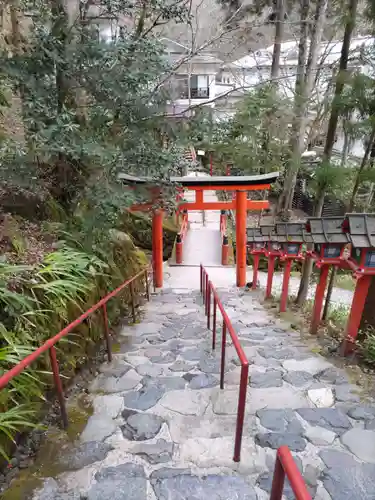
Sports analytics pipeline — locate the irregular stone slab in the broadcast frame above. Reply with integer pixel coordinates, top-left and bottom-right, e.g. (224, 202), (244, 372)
(283, 357), (331, 376)
(89, 369), (142, 393)
(99, 359), (133, 377)
(123, 385), (165, 410)
(181, 348), (205, 362)
(304, 426), (336, 445)
(32, 478), (80, 500)
(308, 388), (334, 408)
(320, 449), (375, 500)
(181, 325), (207, 339)
(348, 405), (375, 421)
(366, 419), (375, 430)
(168, 414), (257, 443)
(152, 376), (186, 392)
(121, 411), (164, 440)
(188, 373), (219, 389)
(144, 347), (163, 358)
(87, 463), (147, 500)
(150, 351), (176, 364)
(93, 395), (124, 419)
(315, 367), (348, 385)
(136, 363), (163, 377)
(151, 469), (257, 499)
(250, 370), (283, 388)
(283, 371), (313, 387)
(256, 409), (303, 434)
(80, 415), (117, 443)
(334, 385), (360, 403)
(132, 439), (173, 464)
(255, 433), (306, 452)
(199, 353), (224, 374)
(341, 428), (375, 463)
(159, 327), (179, 341)
(58, 441), (113, 470)
(159, 390), (209, 416)
(177, 436), (266, 472)
(258, 348), (297, 360)
(249, 387), (309, 412)
(169, 360), (194, 372)
(212, 390), (240, 415)
(257, 472), (312, 500)
(297, 408), (351, 435)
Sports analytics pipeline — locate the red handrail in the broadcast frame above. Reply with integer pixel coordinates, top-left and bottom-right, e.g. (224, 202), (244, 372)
(0, 265), (152, 428)
(176, 212), (189, 264)
(270, 446), (312, 500)
(200, 264), (249, 462)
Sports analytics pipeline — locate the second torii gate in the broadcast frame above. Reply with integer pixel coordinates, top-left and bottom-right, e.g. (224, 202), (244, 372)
(171, 173), (279, 287)
(120, 172), (279, 288)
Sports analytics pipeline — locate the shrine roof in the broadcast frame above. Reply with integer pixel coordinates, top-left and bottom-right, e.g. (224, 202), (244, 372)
(170, 172), (279, 187)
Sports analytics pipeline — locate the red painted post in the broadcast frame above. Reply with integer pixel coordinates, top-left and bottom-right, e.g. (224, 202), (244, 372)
(266, 255), (275, 299)
(220, 321), (227, 389)
(236, 190), (247, 287)
(270, 447), (312, 500)
(212, 296), (217, 350)
(145, 269), (150, 301)
(200, 264), (203, 294)
(310, 264), (330, 335)
(152, 209), (163, 288)
(342, 274), (372, 355)
(205, 273), (209, 314)
(280, 259), (292, 312)
(233, 362), (249, 462)
(222, 236), (229, 265)
(130, 281), (136, 322)
(176, 234), (183, 264)
(49, 346), (68, 428)
(252, 253), (260, 289)
(207, 281), (211, 329)
(102, 303), (112, 362)
(270, 452), (286, 500)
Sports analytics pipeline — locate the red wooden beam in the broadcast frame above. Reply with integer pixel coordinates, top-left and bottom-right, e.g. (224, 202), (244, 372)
(186, 184), (271, 191)
(178, 200), (269, 211)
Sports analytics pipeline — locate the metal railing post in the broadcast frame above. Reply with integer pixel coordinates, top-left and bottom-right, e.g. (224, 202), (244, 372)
(49, 346), (68, 429)
(220, 321), (226, 389)
(102, 303), (112, 362)
(207, 281), (211, 329)
(212, 296), (217, 350)
(130, 281), (136, 323)
(270, 453), (286, 500)
(233, 362), (249, 462)
(205, 273), (209, 315)
(145, 269), (150, 301)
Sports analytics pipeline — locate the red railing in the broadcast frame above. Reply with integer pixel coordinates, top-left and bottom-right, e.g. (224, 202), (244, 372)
(270, 446), (312, 500)
(200, 264), (249, 462)
(176, 212), (189, 264)
(0, 266), (152, 429)
(220, 211), (229, 265)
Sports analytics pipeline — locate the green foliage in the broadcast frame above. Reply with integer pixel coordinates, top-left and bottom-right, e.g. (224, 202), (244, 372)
(203, 85), (293, 176)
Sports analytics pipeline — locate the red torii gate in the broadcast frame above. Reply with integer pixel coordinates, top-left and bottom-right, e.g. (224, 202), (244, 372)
(120, 172), (279, 288)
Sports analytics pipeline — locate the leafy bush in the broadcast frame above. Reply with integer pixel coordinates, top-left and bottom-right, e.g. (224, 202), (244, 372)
(0, 239), (147, 460)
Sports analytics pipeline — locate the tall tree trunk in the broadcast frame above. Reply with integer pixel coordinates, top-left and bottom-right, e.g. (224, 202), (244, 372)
(270, 0), (285, 81)
(348, 129), (375, 211)
(295, 0), (358, 306)
(278, 0), (327, 214)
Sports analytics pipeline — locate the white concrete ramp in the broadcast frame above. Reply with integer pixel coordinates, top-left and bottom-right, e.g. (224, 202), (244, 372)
(182, 227), (222, 266)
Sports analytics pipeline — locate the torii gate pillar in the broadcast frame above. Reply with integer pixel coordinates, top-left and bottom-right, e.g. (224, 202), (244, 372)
(236, 190), (247, 287)
(152, 210), (163, 288)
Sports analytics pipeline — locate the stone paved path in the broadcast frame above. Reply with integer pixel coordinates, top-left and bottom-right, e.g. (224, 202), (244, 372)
(33, 284), (375, 500)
